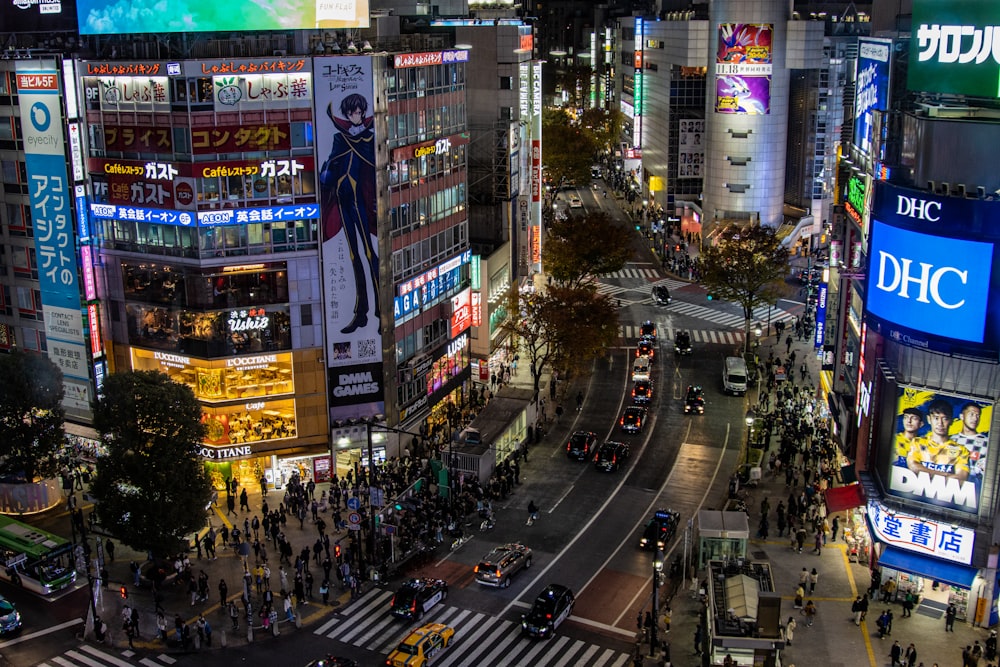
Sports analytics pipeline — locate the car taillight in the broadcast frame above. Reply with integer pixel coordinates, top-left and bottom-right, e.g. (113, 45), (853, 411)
(566, 442), (571, 451)
(474, 565), (480, 573)
(546, 613), (552, 620)
(495, 569), (502, 577)
(411, 601), (417, 612)
(391, 596), (396, 606)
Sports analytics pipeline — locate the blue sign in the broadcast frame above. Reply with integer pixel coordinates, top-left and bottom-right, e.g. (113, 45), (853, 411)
(89, 202), (319, 227)
(867, 182), (1000, 358)
(813, 283), (828, 349)
(854, 37), (892, 156)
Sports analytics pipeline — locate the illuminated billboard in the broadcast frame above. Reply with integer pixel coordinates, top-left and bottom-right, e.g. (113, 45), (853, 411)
(854, 37), (892, 156)
(314, 55), (384, 420)
(909, 0), (1000, 98)
(883, 386), (993, 516)
(1, 0), (78, 31)
(866, 182), (1000, 358)
(77, 0), (369, 34)
(715, 24), (772, 115)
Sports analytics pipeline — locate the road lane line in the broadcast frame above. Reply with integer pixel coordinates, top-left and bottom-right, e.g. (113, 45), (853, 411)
(0, 617), (82, 649)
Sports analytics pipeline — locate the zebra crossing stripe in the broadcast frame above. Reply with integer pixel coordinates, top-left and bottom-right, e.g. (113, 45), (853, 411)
(478, 621), (531, 666)
(437, 619), (517, 667)
(432, 612), (494, 667)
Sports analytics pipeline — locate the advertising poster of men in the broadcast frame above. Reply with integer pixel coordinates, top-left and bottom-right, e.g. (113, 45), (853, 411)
(678, 119), (705, 179)
(314, 56), (384, 419)
(887, 386), (993, 515)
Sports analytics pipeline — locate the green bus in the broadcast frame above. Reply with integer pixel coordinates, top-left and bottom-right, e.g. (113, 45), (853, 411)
(0, 515), (76, 595)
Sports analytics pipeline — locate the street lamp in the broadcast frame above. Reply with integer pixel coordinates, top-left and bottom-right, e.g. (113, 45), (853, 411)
(650, 548), (665, 656)
(744, 408), (756, 466)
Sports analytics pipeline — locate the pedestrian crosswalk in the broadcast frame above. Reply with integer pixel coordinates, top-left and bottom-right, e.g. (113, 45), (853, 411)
(314, 588), (630, 667)
(620, 327), (747, 346)
(600, 267), (663, 280)
(40, 644), (177, 667)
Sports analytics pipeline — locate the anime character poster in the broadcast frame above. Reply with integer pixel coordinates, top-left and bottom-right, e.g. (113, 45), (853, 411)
(715, 75), (771, 115)
(717, 24), (772, 66)
(716, 24), (772, 115)
(314, 55), (384, 419)
(886, 386), (993, 516)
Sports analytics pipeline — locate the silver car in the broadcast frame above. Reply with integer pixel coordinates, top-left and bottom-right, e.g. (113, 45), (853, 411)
(474, 543), (532, 588)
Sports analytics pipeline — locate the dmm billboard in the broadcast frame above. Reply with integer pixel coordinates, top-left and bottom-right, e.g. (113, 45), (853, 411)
(314, 55), (384, 421)
(909, 0), (1000, 98)
(854, 37), (892, 156)
(866, 182), (1000, 358)
(881, 385), (993, 517)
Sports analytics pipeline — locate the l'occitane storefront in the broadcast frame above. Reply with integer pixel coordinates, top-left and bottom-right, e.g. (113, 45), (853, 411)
(131, 347), (329, 489)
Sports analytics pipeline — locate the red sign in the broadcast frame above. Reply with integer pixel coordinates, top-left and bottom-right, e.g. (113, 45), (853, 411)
(531, 140), (541, 202)
(85, 62), (164, 76)
(105, 125), (174, 153)
(191, 123), (292, 154)
(450, 288), (472, 339)
(393, 50), (469, 69)
(88, 304), (103, 358)
(16, 73), (59, 91)
(471, 291), (482, 328)
(198, 59), (308, 74)
(530, 225), (541, 265)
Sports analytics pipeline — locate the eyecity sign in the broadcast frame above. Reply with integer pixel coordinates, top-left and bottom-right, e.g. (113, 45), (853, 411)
(909, 0), (1000, 98)
(866, 182), (1000, 359)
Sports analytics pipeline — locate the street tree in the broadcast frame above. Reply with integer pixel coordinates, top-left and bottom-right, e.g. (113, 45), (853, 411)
(542, 108), (597, 187)
(579, 107), (626, 156)
(92, 370), (212, 557)
(0, 351), (65, 482)
(544, 210), (633, 288)
(699, 224), (791, 353)
(499, 284), (620, 399)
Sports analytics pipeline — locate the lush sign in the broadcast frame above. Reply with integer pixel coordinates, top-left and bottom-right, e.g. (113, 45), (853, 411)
(909, 0), (1000, 98)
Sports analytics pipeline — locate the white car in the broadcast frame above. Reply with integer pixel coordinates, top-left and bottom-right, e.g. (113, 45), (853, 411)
(568, 196), (583, 209)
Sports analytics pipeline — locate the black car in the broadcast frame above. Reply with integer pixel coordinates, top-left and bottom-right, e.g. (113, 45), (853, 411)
(636, 338), (656, 361)
(595, 441), (630, 472)
(620, 406), (647, 433)
(390, 578), (448, 620)
(639, 509), (680, 550)
(652, 285), (671, 305)
(674, 330), (692, 355)
(0, 597), (20, 636)
(684, 385), (705, 414)
(521, 584), (575, 638)
(631, 379), (653, 405)
(639, 320), (657, 343)
(566, 431), (598, 460)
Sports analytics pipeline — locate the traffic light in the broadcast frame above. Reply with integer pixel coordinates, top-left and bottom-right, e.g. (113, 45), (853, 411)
(120, 585), (128, 599)
(334, 544), (342, 560)
(706, 292), (714, 301)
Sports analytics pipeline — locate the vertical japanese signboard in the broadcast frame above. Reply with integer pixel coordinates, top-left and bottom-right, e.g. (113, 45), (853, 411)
(854, 37), (893, 157)
(16, 61), (90, 415)
(314, 55), (384, 421)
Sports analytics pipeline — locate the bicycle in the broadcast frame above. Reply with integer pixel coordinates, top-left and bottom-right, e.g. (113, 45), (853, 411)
(450, 533), (472, 551)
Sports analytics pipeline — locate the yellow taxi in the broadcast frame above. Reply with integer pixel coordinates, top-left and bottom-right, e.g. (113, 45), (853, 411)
(385, 623), (455, 666)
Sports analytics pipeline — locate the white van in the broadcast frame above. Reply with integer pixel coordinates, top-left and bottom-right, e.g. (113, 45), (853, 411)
(722, 356), (748, 395)
(632, 355), (652, 381)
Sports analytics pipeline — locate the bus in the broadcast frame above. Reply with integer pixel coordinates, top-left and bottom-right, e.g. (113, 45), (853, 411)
(0, 515), (76, 595)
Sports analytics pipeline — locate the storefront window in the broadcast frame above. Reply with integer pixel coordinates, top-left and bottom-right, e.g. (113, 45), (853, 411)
(123, 261), (289, 309)
(426, 340), (469, 395)
(131, 349), (294, 403)
(126, 303), (291, 357)
(202, 398), (296, 447)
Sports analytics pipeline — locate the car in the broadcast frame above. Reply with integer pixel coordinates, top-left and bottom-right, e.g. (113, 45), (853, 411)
(390, 578), (448, 620)
(631, 379), (653, 405)
(674, 330), (692, 355)
(684, 385), (705, 414)
(385, 623), (455, 667)
(305, 658), (358, 667)
(566, 430), (598, 460)
(521, 584), (575, 638)
(595, 441), (630, 472)
(636, 338), (656, 361)
(620, 406), (647, 433)
(568, 196), (583, 208)
(0, 597), (20, 636)
(639, 320), (657, 343)
(652, 285), (671, 305)
(474, 543), (532, 588)
(639, 509), (680, 550)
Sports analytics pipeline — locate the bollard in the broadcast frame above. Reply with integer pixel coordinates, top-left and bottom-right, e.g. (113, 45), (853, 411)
(295, 611), (302, 629)
(247, 625), (253, 643)
(194, 633), (201, 650)
(220, 629), (227, 648)
(272, 620), (279, 637)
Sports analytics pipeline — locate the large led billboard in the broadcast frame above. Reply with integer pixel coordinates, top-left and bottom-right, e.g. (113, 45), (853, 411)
(883, 386), (993, 516)
(909, 0), (1000, 98)
(1, 0), (78, 31)
(865, 182), (1000, 358)
(854, 37), (892, 156)
(314, 55), (384, 421)
(715, 23), (772, 115)
(77, 0), (369, 34)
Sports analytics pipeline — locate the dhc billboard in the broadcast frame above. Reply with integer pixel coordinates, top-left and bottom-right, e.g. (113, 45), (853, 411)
(866, 182), (1000, 358)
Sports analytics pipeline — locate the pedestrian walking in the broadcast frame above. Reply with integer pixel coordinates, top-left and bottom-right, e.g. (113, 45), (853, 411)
(809, 568), (818, 594)
(694, 624), (702, 655)
(902, 590), (915, 617)
(831, 516), (840, 541)
(890, 640), (903, 666)
(783, 617), (796, 646)
(852, 596), (864, 626)
(123, 618), (135, 649)
(785, 335), (793, 354)
(229, 601), (239, 632)
(240, 488), (249, 512)
(320, 578), (330, 605)
(905, 643), (918, 667)
(218, 578), (228, 607)
(105, 538), (115, 562)
(576, 391), (584, 411)
(803, 600), (817, 626)
(945, 603), (957, 631)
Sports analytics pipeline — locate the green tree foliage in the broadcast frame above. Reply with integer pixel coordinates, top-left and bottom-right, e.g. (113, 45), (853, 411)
(543, 210), (633, 288)
(92, 370), (211, 557)
(542, 108), (596, 187)
(499, 285), (620, 398)
(0, 352), (65, 482)
(699, 225), (791, 351)
(579, 108), (625, 155)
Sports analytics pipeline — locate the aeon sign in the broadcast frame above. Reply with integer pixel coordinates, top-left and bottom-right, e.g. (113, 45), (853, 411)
(868, 222), (992, 341)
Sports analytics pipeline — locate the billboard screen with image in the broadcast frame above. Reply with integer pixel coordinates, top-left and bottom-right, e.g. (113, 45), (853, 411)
(854, 37), (892, 156)
(865, 182), (1000, 359)
(882, 385), (993, 517)
(909, 0), (1000, 98)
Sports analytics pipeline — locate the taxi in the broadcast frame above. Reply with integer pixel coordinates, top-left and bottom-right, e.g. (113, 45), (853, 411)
(385, 623), (455, 666)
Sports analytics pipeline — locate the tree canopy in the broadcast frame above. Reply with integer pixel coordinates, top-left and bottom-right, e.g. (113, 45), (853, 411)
(542, 108), (597, 187)
(0, 352), (65, 482)
(699, 225), (791, 350)
(92, 370), (212, 557)
(543, 210), (633, 288)
(579, 108), (626, 156)
(499, 284), (620, 398)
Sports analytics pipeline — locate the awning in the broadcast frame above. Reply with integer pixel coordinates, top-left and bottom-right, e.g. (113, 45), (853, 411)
(878, 546), (979, 589)
(824, 484), (865, 513)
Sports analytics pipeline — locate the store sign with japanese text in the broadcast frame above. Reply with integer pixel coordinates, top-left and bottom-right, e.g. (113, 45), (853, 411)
(210, 72), (312, 112)
(191, 123), (293, 154)
(103, 125), (174, 153)
(908, 0), (1000, 98)
(450, 287), (472, 338)
(393, 251), (469, 323)
(391, 133), (468, 162)
(92, 76), (170, 112)
(89, 201), (318, 227)
(854, 37), (893, 156)
(393, 49), (469, 69)
(867, 500), (975, 564)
